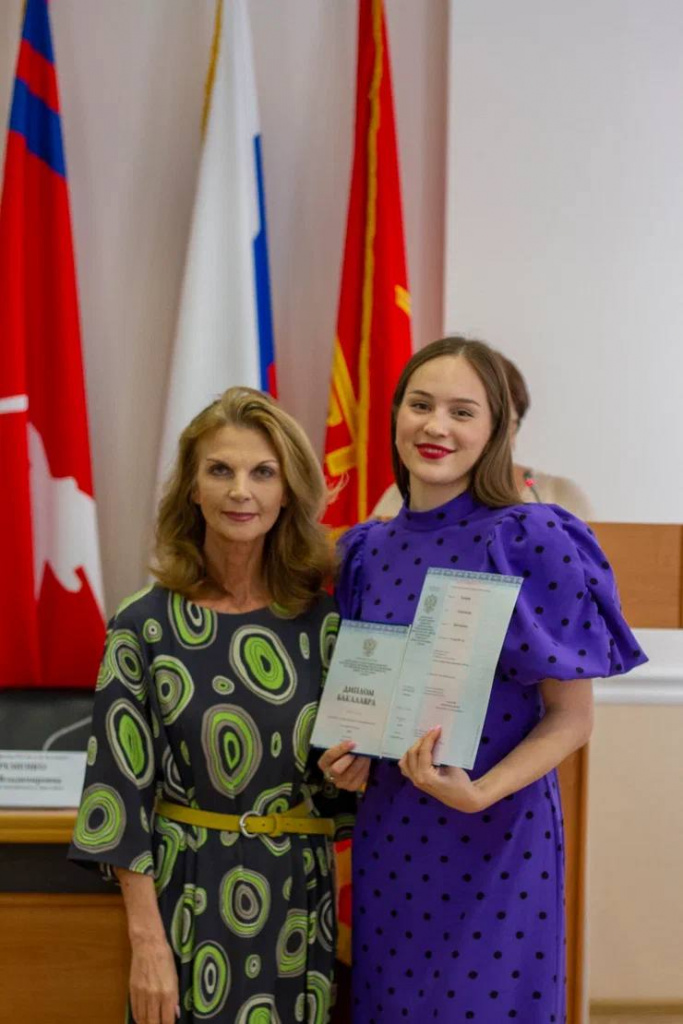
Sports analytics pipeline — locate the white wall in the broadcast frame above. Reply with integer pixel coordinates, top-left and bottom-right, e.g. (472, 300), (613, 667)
(445, 0), (683, 523)
(0, 0), (448, 612)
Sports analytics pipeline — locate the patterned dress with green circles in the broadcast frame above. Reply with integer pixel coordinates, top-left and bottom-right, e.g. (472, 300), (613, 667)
(69, 586), (353, 1023)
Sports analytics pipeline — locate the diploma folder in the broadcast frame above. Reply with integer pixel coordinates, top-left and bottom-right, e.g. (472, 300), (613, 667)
(311, 568), (522, 770)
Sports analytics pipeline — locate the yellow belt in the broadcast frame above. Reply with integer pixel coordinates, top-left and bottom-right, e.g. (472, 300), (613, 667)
(155, 799), (334, 838)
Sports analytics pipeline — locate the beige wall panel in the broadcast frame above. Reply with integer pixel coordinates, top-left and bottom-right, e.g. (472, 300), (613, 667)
(588, 705), (683, 1001)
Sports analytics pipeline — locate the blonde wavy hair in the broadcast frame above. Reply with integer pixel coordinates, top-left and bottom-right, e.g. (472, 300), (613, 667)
(391, 336), (520, 508)
(152, 388), (335, 615)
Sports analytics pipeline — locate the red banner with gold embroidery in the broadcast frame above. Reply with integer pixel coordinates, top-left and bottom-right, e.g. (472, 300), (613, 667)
(323, 0), (413, 531)
(324, 0), (413, 970)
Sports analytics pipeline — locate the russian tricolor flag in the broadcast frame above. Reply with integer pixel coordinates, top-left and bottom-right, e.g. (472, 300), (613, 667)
(0, 0), (105, 688)
(156, 0), (277, 485)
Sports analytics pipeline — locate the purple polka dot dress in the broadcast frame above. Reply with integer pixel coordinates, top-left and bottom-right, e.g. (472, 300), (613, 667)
(336, 491), (646, 1024)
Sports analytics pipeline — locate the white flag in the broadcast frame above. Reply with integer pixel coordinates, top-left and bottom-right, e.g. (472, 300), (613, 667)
(157, 0), (276, 485)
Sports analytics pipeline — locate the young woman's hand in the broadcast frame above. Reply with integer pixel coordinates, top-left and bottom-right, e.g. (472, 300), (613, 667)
(318, 740), (371, 791)
(398, 726), (486, 814)
(129, 935), (179, 1024)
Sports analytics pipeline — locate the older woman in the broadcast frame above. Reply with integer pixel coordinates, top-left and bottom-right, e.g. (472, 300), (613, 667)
(69, 388), (353, 1024)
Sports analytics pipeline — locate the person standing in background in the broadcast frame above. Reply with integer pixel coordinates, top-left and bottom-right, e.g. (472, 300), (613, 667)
(372, 348), (593, 520)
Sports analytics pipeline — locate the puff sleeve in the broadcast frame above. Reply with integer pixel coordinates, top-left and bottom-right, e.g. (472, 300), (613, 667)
(486, 504), (647, 685)
(335, 520), (375, 620)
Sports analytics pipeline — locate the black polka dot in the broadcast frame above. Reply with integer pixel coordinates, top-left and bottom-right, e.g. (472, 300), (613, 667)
(548, 655), (557, 664)
(535, 545), (544, 554)
(450, 554), (459, 563)
(535, 606), (544, 614)
(414, 557), (422, 565)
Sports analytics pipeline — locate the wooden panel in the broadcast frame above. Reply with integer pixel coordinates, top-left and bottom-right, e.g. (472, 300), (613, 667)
(558, 746), (589, 1024)
(0, 893), (129, 1023)
(591, 523), (683, 628)
(0, 808), (76, 843)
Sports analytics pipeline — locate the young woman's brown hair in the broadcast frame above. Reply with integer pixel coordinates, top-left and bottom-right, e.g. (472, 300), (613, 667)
(152, 387), (335, 615)
(498, 353), (530, 424)
(390, 336), (520, 507)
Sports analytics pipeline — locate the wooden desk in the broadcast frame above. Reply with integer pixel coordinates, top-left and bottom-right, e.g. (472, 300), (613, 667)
(0, 810), (129, 1024)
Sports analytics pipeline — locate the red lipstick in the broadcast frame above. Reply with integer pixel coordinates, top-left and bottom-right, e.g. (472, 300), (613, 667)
(415, 444), (454, 460)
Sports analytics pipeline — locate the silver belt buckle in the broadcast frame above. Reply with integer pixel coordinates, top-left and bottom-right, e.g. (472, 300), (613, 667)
(238, 810), (260, 838)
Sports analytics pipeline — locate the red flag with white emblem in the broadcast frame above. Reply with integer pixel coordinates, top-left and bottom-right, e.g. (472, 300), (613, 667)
(0, 0), (104, 688)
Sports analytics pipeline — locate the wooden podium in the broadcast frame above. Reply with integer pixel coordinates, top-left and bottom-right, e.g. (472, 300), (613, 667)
(0, 522), (671, 1024)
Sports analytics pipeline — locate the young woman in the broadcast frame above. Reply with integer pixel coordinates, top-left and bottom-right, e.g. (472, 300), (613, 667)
(70, 388), (353, 1024)
(320, 337), (644, 1023)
